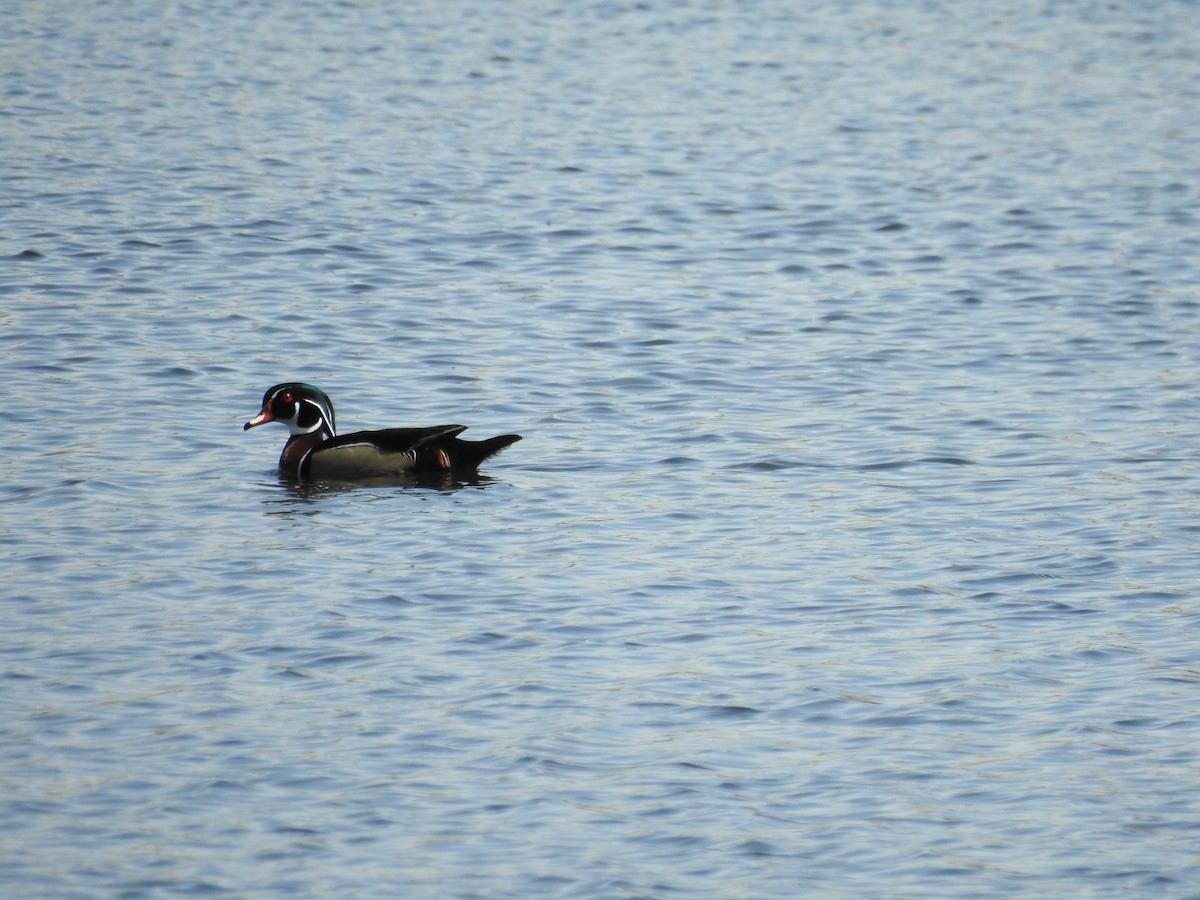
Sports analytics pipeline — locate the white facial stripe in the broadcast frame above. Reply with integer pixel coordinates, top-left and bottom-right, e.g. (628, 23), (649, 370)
(300, 399), (334, 433)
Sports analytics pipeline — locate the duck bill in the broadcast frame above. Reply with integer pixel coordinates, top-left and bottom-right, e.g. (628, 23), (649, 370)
(243, 409), (273, 430)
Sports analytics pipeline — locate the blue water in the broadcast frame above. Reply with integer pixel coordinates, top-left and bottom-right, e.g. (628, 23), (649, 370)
(4, 1), (1200, 896)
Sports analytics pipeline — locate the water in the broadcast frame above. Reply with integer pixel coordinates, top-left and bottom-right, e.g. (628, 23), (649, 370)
(4, 0), (1200, 896)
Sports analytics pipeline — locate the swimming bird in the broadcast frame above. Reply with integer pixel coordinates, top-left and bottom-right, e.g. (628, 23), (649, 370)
(244, 382), (521, 480)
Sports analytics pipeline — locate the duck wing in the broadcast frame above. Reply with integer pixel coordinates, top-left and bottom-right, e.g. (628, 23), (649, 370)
(301, 426), (468, 479)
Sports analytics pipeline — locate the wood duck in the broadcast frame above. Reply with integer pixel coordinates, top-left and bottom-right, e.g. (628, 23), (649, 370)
(244, 382), (521, 480)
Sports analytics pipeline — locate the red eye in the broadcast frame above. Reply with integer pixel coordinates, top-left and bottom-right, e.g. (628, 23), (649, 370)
(281, 392), (294, 404)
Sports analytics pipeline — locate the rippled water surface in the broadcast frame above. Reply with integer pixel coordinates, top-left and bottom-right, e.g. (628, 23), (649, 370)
(4, 1), (1200, 896)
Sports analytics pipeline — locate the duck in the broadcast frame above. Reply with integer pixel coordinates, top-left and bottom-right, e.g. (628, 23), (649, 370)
(244, 382), (521, 480)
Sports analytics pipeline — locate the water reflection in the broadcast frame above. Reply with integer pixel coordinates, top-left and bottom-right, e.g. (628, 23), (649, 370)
(267, 469), (504, 503)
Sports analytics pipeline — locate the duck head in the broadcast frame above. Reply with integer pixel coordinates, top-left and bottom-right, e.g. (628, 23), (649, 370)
(244, 383), (337, 437)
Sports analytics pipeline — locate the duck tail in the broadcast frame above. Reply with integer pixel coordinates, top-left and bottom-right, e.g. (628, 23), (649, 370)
(456, 434), (522, 468)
